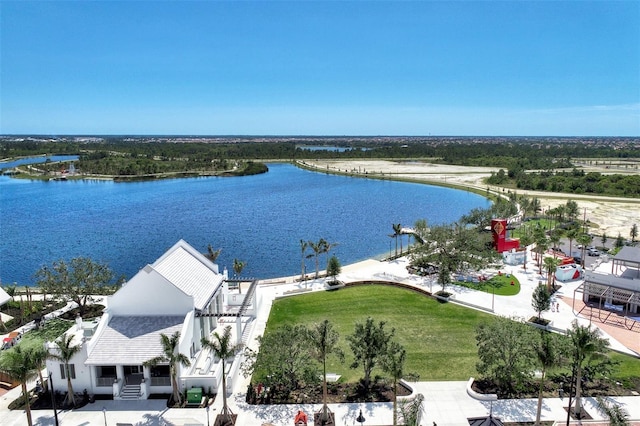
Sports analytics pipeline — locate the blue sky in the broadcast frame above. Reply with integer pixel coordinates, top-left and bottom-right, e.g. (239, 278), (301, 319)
(1, 1), (639, 136)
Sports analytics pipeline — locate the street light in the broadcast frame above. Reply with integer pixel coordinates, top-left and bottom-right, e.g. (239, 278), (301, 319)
(206, 405), (210, 426)
(102, 406), (107, 426)
(356, 408), (366, 426)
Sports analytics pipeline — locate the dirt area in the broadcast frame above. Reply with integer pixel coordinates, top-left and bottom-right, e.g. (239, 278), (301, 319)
(302, 159), (640, 238)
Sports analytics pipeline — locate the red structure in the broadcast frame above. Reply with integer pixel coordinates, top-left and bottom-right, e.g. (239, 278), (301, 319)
(491, 219), (520, 253)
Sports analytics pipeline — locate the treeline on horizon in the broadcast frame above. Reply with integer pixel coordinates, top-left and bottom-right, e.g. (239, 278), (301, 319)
(2, 137), (639, 171)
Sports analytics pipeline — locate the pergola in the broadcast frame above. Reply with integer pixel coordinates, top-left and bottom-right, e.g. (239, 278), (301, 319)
(611, 246), (640, 277)
(574, 258), (640, 330)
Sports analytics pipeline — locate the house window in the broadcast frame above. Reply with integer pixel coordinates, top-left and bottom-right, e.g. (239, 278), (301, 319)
(60, 364), (76, 379)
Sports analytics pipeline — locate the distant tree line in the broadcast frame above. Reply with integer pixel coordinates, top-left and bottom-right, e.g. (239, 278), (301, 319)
(488, 168), (640, 197)
(2, 138), (639, 171)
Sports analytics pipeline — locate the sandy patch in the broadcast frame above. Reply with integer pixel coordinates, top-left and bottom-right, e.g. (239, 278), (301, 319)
(301, 159), (640, 239)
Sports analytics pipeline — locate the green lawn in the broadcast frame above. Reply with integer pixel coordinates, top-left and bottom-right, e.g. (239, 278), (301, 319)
(266, 284), (640, 388)
(454, 273), (521, 296)
(267, 284), (493, 381)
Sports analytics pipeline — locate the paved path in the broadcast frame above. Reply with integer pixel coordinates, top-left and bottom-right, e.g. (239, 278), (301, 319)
(1, 251), (639, 425)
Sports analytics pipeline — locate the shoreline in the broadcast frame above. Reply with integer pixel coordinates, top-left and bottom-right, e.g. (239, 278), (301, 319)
(297, 159), (640, 238)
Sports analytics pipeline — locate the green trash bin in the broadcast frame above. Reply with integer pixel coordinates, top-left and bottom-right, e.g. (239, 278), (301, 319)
(186, 387), (203, 405)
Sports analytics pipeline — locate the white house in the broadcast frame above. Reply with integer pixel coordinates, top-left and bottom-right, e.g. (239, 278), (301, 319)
(45, 239), (259, 400)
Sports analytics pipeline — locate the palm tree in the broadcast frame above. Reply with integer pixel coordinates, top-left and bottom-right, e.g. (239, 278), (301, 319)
(308, 239), (323, 279)
(48, 333), (82, 406)
(232, 259), (246, 293)
(534, 332), (565, 426)
(143, 331), (191, 405)
(299, 239), (308, 283)
(577, 233), (593, 268)
(201, 326), (243, 425)
(567, 321), (609, 418)
(381, 341), (407, 426)
(519, 233), (534, 272)
(392, 223), (402, 256)
(308, 320), (344, 425)
(206, 244), (222, 262)
(323, 240), (339, 270)
(543, 256), (562, 292)
(565, 227), (579, 257)
(0, 344), (40, 426)
(533, 229), (549, 275)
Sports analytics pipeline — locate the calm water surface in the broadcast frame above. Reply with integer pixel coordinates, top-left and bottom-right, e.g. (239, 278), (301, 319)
(0, 163), (489, 285)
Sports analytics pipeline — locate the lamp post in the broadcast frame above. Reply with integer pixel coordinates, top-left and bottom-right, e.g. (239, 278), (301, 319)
(48, 372), (59, 426)
(206, 405), (210, 426)
(356, 408), (366, 426)
(103, 406), (107, 426)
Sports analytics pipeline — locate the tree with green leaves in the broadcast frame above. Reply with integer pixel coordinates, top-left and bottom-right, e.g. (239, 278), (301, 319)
(475, 316), (536, 397)
(232, 259), (246, 277)
(531, 284), (551, 321)
(577, 233), (593, 268)
(565, 200), (580, 222)
(542, 256), (562, 292)
(380, 340), (407, 426)
(410, 222), (500, 293)
(326, 255), (341, 283)
(143, 331), (191, 406)
(565, 227), (579, 256)
(48, 333), (83, 407)
(308, 239), (324, 279)
(601, 232), (608, 249)
(201, 326), (243, 425)
(519, 232), (534, 272)
(308, 320), (344, 424)
(322, 240), (339, 270)
(398, 393), (424, 426)
(631, 223), (638, 243)
(532, 225), (549, 274)
(567, 321), (609, 417)
(534, 332), (567, 426)
(35, 257), (115, 316)
(0, 344), (40, 426)
(615, 233), (625, 249)
(347, 317), (395, 392)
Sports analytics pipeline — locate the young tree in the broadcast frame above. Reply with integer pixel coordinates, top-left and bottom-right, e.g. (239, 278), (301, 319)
(615, 233), (625, 249)
(347, 317), (395, 392)
(631, 223), (638, 243)
(48, 333), (82, 407)
(601, 232), (608, 249)
(0, 344), (40, 426)
(475, 317), (536, 397)
(567, 321), (609, 417)
(143, 331), (191, 406)
(308, 320), (344, 424)
(241, 324), (317, 401)
(380, 340), (407, 426)
(531, 285), (551, 321)
(35, 257), (115, 316)
(326, 256), (341, 283)
(534, 332), (567, 426)
(201, 326), (243, 425)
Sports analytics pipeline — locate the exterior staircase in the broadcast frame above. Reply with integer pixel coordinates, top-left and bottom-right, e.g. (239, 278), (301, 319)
(119, 384), (142, 400)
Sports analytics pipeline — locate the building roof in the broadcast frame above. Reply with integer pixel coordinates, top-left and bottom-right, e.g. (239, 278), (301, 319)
(585, 271), (640, 292)
(152, 240), (224, 311)
(85, 316), (184, 365)
(0, 287), (10, 307)
(614, 246), (640, 265)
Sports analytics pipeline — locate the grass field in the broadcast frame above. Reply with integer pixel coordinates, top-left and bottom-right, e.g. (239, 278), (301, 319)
(267, 284), (493, 382)
(454, 273), (521, 296)
(266, 284), (640, 388)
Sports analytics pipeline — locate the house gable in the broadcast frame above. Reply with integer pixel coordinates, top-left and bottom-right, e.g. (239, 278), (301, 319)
(108, 265), (193, 316)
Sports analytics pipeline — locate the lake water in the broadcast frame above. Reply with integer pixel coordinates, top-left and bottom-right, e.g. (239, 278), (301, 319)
(0, 163), (489, 285)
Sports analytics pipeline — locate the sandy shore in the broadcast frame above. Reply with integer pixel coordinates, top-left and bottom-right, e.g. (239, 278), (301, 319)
(300, 159), (640, 238)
